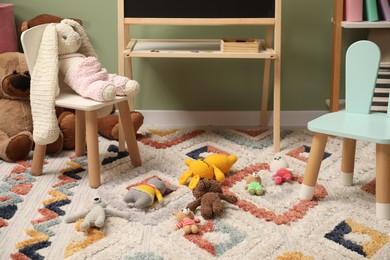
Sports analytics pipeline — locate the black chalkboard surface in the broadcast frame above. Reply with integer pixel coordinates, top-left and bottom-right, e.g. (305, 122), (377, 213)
(124, 0), (275, 18)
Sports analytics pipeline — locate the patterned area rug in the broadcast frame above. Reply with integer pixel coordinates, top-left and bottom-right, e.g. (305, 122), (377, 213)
(1, 128), (389, 260)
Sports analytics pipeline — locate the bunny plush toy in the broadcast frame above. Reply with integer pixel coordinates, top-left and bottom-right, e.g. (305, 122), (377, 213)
(31, 19), (140, 145)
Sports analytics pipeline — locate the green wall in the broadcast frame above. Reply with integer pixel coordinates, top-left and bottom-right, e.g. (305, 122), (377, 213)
(4, 0), (367, 111)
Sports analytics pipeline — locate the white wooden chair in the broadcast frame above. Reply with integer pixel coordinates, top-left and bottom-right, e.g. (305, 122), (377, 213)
(21, 24), (141, 188)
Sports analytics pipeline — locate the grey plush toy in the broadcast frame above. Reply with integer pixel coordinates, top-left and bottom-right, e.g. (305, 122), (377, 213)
(65, 197), (130, 229)
(123, 177), (176, 209)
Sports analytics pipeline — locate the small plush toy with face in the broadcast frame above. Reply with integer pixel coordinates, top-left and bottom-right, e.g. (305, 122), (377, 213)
(269, 155), (293, 185)
(245, 172), (266, 195)
(269, 155), (289, 173)
(65, 197), (130, 230)
(173, 208), (200, 234)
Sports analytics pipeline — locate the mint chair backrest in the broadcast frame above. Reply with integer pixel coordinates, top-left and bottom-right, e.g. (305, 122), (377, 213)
(345, 40), (381, 114)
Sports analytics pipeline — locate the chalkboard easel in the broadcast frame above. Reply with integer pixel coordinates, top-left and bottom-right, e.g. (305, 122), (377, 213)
(117, 0), (283, 152)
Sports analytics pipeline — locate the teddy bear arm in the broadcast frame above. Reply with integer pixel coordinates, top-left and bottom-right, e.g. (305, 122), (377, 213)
(219, 194), (238, 204)
(186, 199), (201, 212)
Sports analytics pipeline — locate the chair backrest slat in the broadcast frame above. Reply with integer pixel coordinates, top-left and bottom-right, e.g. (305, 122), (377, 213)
(345, 40), (381, 114)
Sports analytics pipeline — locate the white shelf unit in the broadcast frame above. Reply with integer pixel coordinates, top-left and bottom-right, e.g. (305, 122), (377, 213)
(330, 0), (390, 112)
(117, 0), (282, 152)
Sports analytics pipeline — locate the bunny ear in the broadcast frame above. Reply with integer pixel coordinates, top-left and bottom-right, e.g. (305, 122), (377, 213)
(30, 23), (61, 145)
(61, 18), (97, 57)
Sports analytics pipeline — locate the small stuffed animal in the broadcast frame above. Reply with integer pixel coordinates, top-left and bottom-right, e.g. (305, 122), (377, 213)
(179, 154), (237, 190)
(269, 155), (289, 173)
(269, 155), (293, 185)
(273, 168), (293, 185)
(187, 178), (237, 219)
(245, 172), (266, 195)
(173, 208), (200, 234)
(123, 177), (177, 209)
(65, 197), (130, 230)
(30, 19), (140, 145)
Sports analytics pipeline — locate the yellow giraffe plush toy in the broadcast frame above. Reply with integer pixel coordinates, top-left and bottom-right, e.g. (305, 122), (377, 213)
(179, 154), (237, 190)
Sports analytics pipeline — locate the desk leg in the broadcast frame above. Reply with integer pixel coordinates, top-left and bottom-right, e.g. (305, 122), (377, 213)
(273, 58), (281, 152)
(260, 26), (273, 127)
(118, 100), (141, 167)
(260, 59), (271, 127)
(85, 111), (101, 188)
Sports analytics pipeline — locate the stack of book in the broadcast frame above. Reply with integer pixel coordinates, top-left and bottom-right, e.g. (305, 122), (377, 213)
(344, 0), (390, 22)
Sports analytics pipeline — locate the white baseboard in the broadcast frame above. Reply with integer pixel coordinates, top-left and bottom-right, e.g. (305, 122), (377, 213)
(138, 110), (328, 128)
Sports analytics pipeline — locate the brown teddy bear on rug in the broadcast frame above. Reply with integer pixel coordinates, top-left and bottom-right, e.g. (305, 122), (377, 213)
(19, 13), (144, 149)
(186, 178), (238, 219)
(0, 52), (64, 162)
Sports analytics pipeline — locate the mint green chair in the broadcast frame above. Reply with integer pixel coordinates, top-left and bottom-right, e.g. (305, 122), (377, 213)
(300, 40), (390, 219)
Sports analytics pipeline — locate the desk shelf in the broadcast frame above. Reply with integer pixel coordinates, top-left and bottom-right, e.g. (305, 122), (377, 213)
(124, 39), (277, 59)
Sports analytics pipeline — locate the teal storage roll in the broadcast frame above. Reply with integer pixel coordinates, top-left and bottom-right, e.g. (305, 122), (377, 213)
(364, 0), (379, 21)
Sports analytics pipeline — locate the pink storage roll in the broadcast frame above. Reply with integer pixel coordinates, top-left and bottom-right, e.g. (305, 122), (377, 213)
(0, 3), (18, 53)
(344, 0), (363, 21)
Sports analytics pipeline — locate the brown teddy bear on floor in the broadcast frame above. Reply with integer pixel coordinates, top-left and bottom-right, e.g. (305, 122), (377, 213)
(0, 52), (64, 162)
(19, 13), (144, 150)
(186, 178), (238, 219)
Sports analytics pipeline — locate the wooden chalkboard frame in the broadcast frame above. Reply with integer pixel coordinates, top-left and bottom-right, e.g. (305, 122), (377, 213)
(124, 0), (275, 19)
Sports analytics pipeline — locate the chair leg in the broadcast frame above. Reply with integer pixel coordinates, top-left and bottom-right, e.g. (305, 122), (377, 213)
(85, 111), (101, 188)
(118, 100), (141, 166)
(118, 98), (136, 152)
(341, 138), (356, 186)
(376, 143), (390, 219)
(75, 110), (86, 156)
(31, 144), (47, 176)
(300, 133), (328, 200)
(118, 116), (126, 151)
